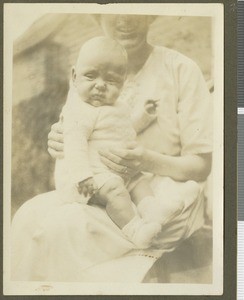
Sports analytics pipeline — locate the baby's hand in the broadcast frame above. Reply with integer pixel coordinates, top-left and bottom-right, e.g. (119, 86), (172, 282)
(77, 178), (98, 197)
(144, 99), (159, 115)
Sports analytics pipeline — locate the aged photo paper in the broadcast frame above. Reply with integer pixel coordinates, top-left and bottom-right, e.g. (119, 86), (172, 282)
(3, 3), (224, 296)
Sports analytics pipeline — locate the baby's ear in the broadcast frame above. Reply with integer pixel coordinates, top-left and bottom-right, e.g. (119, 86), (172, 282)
(71, 67), (76, 83)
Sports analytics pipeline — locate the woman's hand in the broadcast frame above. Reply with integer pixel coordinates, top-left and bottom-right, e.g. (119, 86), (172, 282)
(47, 121), (64, 159)
(99, 141), (145, 178)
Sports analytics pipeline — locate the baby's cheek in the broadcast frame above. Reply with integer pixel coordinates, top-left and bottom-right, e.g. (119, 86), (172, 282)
(77, 82), (92, 96)
(111, 86), (122, 99)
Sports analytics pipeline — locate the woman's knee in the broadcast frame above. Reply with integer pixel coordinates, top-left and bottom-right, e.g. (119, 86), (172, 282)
(39, 205), (89, 241)
(12, 191), (61, 225)
(12, 197), (40, 228)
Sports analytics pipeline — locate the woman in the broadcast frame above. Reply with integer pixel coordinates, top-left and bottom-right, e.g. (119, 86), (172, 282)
(11, 14), (212, 282)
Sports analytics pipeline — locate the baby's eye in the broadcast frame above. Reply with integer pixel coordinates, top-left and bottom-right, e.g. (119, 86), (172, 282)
(106, 77), (120, 84)
(84, 73), (95, 80)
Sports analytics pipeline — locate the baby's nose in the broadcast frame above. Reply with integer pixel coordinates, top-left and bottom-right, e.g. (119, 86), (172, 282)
(95, 79), (106, 90)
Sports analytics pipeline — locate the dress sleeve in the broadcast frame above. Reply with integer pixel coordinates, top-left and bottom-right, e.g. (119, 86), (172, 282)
(176, 56), (213, 155)
(62, 89), (95, 184)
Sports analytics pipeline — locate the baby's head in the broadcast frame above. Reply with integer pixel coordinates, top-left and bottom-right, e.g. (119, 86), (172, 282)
(72, 36), (127, 107)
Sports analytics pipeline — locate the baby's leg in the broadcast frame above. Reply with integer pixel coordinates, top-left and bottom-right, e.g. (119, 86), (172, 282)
(130, 179), (161, 223)
(97, 178), (161, 248)
(130, 178), (155, 206)
(98, 178), (135, 228)
(131, 178), (183, 225)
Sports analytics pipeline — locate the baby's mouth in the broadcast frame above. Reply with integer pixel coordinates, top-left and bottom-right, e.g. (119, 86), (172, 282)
(89, 94), (106, 106)
(92, 94), (104, 101)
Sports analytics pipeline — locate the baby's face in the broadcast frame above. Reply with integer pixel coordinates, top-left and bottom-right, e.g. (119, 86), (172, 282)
(73, 47), (127, 107)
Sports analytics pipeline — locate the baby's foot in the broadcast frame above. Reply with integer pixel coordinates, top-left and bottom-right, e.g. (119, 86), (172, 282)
(132, 222), (161, 249)
(122, 216), (161, 249)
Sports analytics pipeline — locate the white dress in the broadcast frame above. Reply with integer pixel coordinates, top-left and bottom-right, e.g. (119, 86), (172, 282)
(11, 46), (212, 282)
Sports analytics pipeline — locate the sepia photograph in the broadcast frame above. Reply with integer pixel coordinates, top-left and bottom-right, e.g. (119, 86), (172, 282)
(3, 3), (224, 295)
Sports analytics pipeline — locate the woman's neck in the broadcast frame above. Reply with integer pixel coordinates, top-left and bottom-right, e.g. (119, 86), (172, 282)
(127, 42), (153, 76)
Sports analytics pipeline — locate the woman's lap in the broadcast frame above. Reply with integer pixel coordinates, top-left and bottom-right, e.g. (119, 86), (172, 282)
(11, 191), (134, 281)
(11, 177), (204, 282)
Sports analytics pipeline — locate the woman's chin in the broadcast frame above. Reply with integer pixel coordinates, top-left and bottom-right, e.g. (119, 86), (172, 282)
(120, 40), (142, 54)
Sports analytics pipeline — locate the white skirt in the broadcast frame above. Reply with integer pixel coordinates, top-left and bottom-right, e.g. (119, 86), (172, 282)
(11, 176), (204, 282)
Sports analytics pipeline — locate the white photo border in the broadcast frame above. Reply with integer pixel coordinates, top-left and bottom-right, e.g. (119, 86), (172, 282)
(3, 2), (224, 296)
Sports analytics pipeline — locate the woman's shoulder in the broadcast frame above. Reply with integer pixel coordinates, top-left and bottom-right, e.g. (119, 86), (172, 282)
(153, 46), (200, 71)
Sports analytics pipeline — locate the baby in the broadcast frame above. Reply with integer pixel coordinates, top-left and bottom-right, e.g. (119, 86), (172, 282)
(55, 37), (164, 249)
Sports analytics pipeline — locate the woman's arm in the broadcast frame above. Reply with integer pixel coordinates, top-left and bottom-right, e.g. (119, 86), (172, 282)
(48, 125), (212, 182)
(142, 149), (212, 182)
(99, 143), (212, 182)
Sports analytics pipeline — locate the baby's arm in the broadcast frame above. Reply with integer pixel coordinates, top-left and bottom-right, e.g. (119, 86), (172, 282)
(64, 116), (93, 185)
(61, 91), (97, 190)
(131, 99), (159, 134)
